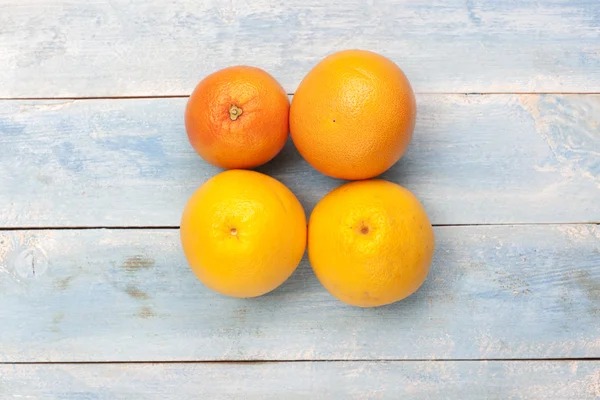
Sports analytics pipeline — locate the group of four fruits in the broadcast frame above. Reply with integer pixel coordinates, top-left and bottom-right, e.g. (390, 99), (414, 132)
(181, 50), (434, 308)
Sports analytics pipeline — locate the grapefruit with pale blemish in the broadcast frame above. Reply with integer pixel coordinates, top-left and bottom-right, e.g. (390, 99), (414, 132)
(308, 179), (434, 307)
(290, 50), (416, 180)
(180, 170), (307, 298)
(185, 66), (289, 169)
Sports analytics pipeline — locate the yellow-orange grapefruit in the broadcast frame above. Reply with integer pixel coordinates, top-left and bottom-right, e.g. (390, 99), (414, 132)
(180, 170), (307, 298)
(308, 180), (434, 307)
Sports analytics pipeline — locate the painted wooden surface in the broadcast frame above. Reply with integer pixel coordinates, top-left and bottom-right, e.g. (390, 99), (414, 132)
(1, 0), (600, 97)
(2, 0), (600, 397)
(1, 361), (599, 399)
(0, 224), (598, 362)
(1, 94), (598, 228)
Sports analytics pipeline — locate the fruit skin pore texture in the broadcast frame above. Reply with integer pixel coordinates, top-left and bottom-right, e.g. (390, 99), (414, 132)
(180, 170), (307, 298)
(290, 49), (416, 180)
(308, 180), (434, 307)
(185, 66), (290, 169)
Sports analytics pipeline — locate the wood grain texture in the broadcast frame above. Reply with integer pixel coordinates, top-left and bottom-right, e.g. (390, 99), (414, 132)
(1, 361), (599, 399)
(1, 94), (598, 227)
(1, 0), (599, 97)
(0, 225), (598, 362)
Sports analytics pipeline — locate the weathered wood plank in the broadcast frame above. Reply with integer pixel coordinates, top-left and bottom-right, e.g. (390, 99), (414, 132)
(0, 225), (598, 362)
(1, 361), (599, 399)
(1, 95), (598, 227)
(1, 0), (599, 97)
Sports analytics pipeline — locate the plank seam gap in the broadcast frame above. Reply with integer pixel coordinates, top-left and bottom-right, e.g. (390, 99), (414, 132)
(1, 92), (600, 101)
(2, 358), (599, 365)
(0, 226), (180, 231)
(1, 222), (598, 231)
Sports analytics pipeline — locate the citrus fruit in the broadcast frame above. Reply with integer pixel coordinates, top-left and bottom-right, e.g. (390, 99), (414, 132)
(180, 170), (306, 298)
(308, 180), (434, 307)
(290, 50), (416, 180)
(185, 66), (289, 169)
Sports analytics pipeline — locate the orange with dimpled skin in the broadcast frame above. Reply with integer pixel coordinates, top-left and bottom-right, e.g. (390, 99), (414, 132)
(185, 66), (289, 169)
(290, 50), (416, 180)
(180, 170), (307, 298)
(308, 179), (434, 307)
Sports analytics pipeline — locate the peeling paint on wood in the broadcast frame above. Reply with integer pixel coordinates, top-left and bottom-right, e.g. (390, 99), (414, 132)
(122, 256), (155, 272)
(0, 361), (598, 399)
(0, 95), (598, 227)
(1, 0), (599, 96)
(0, 225), (597, 362)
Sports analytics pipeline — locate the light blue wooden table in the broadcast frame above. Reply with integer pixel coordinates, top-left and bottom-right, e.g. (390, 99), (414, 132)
(1, 1), (599, 398)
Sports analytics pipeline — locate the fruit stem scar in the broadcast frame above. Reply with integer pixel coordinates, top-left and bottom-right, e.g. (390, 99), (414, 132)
(359, 222), (370, 235)
(229, 104), (243, 121)
(230, 227), (238, 236)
